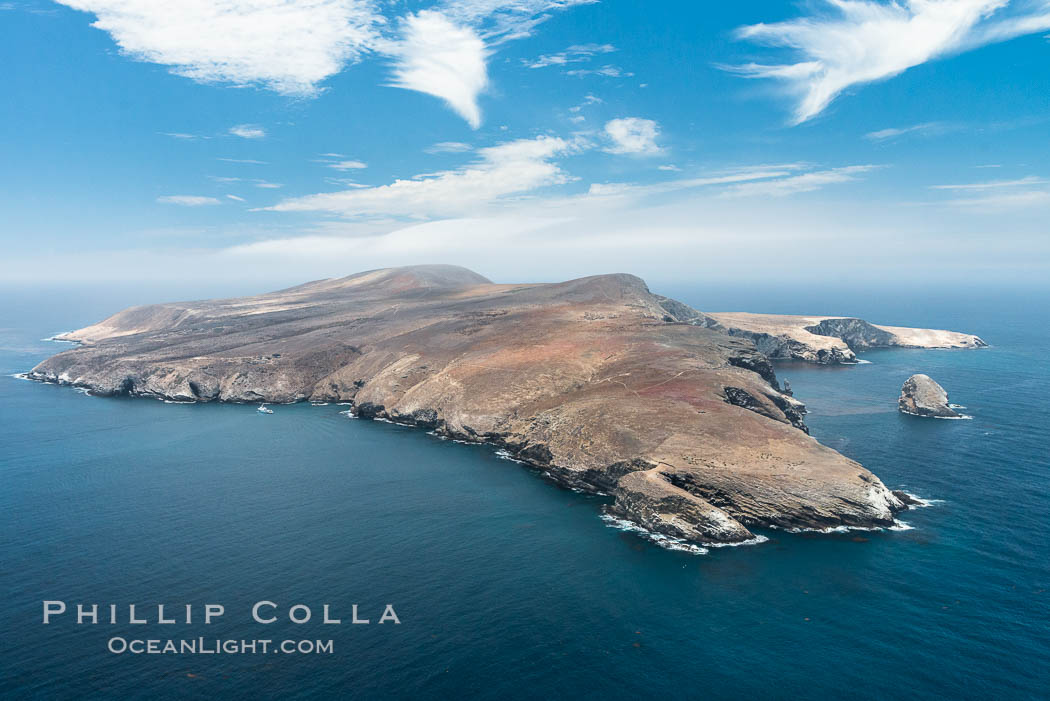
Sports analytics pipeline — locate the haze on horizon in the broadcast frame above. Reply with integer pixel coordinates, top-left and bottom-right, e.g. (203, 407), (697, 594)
(2, 0), (1049, 288)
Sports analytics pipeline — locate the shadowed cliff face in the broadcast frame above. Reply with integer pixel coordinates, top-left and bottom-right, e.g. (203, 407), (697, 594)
(28, 265), (907, 545)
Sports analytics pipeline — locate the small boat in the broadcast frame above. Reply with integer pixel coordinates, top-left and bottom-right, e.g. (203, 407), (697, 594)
(257, 404), (273, 414)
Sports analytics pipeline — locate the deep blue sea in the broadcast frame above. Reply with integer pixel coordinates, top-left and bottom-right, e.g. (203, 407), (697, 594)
(1, 282), (1048, 700)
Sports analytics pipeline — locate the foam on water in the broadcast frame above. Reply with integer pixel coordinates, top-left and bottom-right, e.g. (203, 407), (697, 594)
(902, 493), (944, 508)
(706, 534), (770, 548)
(599, 514), (709, 554)
(779, 519), (915, 535)
(495, 449), (526, 464)
(41, 332), (77, 343)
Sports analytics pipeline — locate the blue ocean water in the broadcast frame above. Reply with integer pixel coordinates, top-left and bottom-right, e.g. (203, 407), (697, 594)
(1, 283), (1047, 700)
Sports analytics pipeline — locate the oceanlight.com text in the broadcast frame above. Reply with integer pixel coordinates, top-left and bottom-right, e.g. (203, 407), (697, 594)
(107, 637), (334, 655)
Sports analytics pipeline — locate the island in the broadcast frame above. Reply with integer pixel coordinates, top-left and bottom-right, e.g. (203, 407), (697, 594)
(26, 265), (981, 546)
(701, 312), (986, 364)
(899, 374), (961, 418)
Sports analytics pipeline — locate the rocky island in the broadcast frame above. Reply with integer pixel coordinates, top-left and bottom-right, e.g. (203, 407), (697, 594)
(899, 374), (961, 418)
(702, 312), (986, 364)
(27, 265), (979, 546)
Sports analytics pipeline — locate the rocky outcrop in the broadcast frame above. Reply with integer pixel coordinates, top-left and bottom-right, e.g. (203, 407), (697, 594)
(899, 374), (960, 418)
(28, 265), (908, 545)
(706, 312), (986, 365)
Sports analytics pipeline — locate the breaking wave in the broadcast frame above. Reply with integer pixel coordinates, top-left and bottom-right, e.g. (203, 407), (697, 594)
(599, 514), (708, 554)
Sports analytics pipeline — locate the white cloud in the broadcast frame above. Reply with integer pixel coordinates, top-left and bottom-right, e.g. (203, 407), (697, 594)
(388, 11), (488, 128)
(157, 195), (222, 206)
(254, 181), (283, 189)
(929, 175), (1050, 208)
(865, 121), (954, 141)
(268, 135), (576, 218)
(229, 124), (266, 139)
(56, 0), (380, 96)
(438, 0), (597, 43)
(930, 176), (1047, 190)
(384, 3), (596, 125)
(327, 159), (368, 170)
(425, 141), (473, 154)
(161, 131), (200, 140)
(722, 166), (879, 197)
(217, 157), (268, 164)
(728, 0), (1050, 124)
(940, 190), (1050, 208)
(567, 166), (808, 206)
(526, 43), (615, 68)
(59, 1), (594, 127)
(604, 118), (662, 155)
(226, 194), (247, 202)
(565, 65), (633, 78)
(573, 94), (602, 109)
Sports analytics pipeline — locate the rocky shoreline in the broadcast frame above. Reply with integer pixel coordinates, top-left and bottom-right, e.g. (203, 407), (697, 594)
(704, 312), (986, 365)
(27, 265), (953, 546)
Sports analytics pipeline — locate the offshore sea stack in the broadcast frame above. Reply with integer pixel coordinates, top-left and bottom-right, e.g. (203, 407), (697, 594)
(899, 374), (960, 418)
(29, 265), (912, 545)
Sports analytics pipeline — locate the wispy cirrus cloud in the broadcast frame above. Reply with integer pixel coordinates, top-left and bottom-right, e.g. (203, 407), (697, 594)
(385, 2), (600, 126)
(565, 64), (633, 78)
(939, 190), (1050, 208)
(437, 0), (596, 43)
(267, 121), (869, 223)
(229, 123), (266, 139)
(721, 165), (880, 197)
(157, 195), (222, 206)
(929, 175), (1050, 208)
(327, 160), (368, 170)
(525, 43), (615, 68)
(268, 135), (577, 218)
(727, 0), (1050, 124)
(930, 176), (1048, 190)
(425, 141), (473, 154)
(865, 121), (956, 141)
(217, 157), (268, 165)
(388, 11), (489, 128)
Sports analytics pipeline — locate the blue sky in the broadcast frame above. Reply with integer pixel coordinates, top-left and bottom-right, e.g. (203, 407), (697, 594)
(2, 0), (1050, 287)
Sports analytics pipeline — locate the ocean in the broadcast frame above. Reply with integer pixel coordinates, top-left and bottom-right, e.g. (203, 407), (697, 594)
(1, 282), (1047, 700)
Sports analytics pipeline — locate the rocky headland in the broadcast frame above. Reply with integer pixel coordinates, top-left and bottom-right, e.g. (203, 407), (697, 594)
(703, 312), (986, 365)
(29, 265), (972, 546)
(899, 374), (961, 418)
